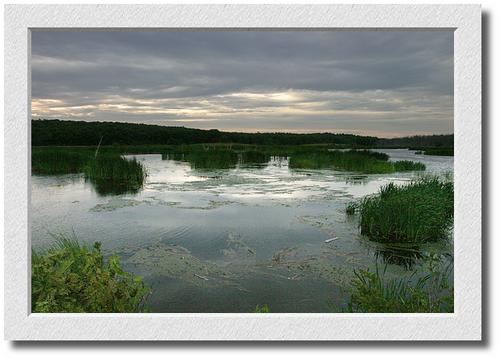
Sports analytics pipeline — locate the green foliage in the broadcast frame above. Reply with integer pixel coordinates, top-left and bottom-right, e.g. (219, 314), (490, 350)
(289, 150), (394, 173)
(358, 177), (454, 244)
(289, 149), (425, 173)
(254, 304), (270, 313)
(346, 258), (453, 313)
(345, 201), (358, 215)
(32, 119), (379, 147)
(84, 155), (147, 195)
(32, 147), (147, 195)
(32, 236), (150, 312)
(393, 160), (426, 171)
(376, 135), (454, 149)
(32, 148), (93, 174)
(240, 150), (270, 165)
(423, 148), (454, 156)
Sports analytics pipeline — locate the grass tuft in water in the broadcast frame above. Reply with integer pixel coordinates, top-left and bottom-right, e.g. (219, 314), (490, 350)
(84, 155), (147, 195)
(32, 234), (150, 313)
(358, 177), (453, 244)
(393, 160), (426, 171)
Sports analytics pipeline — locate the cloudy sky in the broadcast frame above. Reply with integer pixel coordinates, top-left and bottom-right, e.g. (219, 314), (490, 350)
(31, 30), (453, 137)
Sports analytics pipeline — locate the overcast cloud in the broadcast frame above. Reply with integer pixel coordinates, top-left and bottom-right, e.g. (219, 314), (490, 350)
(31, 30), (453, 137)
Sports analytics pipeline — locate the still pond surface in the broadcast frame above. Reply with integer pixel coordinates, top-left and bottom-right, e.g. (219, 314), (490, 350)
(31, 149), (453, 312)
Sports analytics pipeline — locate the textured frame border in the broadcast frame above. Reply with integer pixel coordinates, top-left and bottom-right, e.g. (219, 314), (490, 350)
(4, 4), (481, 341)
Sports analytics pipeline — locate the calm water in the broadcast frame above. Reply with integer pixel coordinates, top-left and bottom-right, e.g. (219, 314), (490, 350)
(31, 149), (453, 312)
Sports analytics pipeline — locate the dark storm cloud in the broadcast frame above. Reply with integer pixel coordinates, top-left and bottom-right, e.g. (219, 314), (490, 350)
(31, 30), (453, 136)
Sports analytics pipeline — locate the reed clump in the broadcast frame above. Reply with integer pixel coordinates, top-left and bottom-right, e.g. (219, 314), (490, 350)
(32, 235), (150, 312)
(84, 155), (147, 195)
(358, 177), (453, 244)
(289, 149), (426, 173)
(393, 160), (426, 171)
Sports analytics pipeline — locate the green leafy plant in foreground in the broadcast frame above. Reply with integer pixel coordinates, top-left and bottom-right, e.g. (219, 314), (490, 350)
(358, 177), (454, 244)
(346, 256), (453, 313)
(32, 236), (150, 313)
(254, 304), (270, 313)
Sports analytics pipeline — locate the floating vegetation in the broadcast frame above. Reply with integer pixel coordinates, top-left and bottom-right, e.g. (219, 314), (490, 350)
(358, 177), (454, 244)
(345, 257), (453, 313)
(89, 198), (143, 212)
(222, 232), (256, 261)
(32, 235), (150, 313)
(124, 243), (227, 287)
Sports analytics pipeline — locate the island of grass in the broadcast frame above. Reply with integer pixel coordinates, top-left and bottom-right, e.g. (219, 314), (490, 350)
(32, 148), (147, 195)
(349, 177), (454, 244)
(288, 149), (425, 173)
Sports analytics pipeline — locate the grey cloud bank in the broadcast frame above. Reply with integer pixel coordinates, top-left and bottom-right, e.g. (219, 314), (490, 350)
(31, 30), (453, 137)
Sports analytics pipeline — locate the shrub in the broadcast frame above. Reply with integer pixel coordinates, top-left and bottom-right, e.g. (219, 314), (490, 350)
(32, 236), (150, 312)
(359, 177), (453, 244)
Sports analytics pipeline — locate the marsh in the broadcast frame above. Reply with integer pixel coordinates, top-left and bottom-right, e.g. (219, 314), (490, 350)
(31, 148), (453, 312)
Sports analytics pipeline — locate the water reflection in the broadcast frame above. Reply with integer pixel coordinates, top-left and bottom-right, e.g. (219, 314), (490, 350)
(163, 151), (238, 169)
(85, 177), (144, 196)
(374, 245), (424, 270)
(31, 149), (454, 312)
(163, 150), (271, 170)
(344, 175), (370, 185)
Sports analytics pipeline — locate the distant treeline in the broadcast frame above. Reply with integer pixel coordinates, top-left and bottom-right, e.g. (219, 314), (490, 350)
(32, 119), (453, 148)
(375, 134), (454, 148)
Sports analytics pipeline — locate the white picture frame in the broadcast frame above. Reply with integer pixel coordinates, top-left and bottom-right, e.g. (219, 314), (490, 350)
(4, 4), (481, 341)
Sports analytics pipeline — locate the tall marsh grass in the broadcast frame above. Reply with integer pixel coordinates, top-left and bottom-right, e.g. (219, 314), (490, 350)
(84, 155), (147, 195)
(289, 150), (424, 174)
(358, 177), (453, 244)
(32, 148), (93, 174)
(32, 148), (147, 195)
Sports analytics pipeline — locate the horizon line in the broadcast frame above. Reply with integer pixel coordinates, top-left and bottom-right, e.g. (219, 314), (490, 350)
(32, 118), (454, 139)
